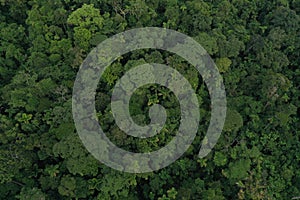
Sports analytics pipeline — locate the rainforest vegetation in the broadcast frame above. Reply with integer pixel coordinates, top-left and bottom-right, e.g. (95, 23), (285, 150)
(0, 0), (299, 199)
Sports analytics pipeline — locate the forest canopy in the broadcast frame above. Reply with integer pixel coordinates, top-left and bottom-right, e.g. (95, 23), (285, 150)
(0, 0), (299, 199)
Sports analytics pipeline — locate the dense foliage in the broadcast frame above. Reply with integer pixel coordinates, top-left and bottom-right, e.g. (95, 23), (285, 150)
(0, 0), (299, 199)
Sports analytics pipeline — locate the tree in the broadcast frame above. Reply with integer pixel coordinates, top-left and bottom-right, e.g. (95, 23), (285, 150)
(67, 4), (104, 51)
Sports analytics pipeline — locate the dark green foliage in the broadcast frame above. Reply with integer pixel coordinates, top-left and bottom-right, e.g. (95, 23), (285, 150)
(0, 0), (299, 199)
